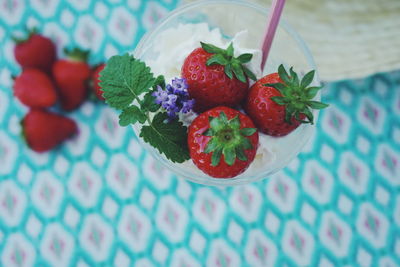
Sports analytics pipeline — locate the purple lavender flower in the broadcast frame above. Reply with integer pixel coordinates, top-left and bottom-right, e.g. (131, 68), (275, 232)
(152, 86), (169, 105)
(166, 84), (173, 93)
(181, 99), (195, 113)
(152, 77), (195, 121)
(162, 94), (177, 110)
(171, 78), (189, 95)
(167, 109), (178, 119)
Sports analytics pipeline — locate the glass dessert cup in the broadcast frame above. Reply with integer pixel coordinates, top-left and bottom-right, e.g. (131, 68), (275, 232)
(133, 0), (320, 186)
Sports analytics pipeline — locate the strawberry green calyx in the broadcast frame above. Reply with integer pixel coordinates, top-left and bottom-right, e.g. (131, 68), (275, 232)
(20, 118), (27, 143)
(203, 112), (257, 166)
(64, 48), (90, 62)
(12, 28), (38, 44)
(265, 64), (329, 124)
(201, 42), (257, 83)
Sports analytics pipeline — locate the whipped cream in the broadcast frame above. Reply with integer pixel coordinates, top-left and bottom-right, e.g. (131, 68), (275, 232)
(143, 23), (314, 179)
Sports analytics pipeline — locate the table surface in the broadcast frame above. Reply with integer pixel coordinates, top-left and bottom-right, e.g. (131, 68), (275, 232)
(0, 1), (399, 267)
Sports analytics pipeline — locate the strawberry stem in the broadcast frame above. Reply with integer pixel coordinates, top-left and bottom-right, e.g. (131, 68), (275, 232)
(64, 47), (90, 62)
(266, 64), (329, 124)
(201, 42), (257, 83)
(203, 112), (256, 166)
(11, 28), (38, 44)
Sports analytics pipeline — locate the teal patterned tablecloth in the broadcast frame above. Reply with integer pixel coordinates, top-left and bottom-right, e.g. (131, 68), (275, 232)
(1, 1), (400, 266)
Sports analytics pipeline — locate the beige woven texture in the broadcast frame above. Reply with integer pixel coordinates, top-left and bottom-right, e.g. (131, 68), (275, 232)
(183, 0), (400, 81)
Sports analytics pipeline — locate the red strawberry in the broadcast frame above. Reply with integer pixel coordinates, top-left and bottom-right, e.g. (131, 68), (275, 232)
(245, 65), (329, 137)
(22, 109), (78, 152)
(182, 42), (256, 112)
(13, 30), (56, 73)
(13, 69), (57, 108)
(91, 63), (105, 100)
(188, 106), (259, 178)
(53, 48), (91, 111)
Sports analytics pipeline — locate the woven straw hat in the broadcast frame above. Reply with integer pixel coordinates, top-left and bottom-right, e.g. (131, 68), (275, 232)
(183, 0), (400, 81)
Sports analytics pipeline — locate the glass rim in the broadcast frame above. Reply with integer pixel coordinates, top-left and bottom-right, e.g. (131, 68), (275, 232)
(135, 0), (317, 73)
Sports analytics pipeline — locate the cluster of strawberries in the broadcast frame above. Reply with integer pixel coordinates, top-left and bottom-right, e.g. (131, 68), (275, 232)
(12, 30), (105, 152)
(180, 42), (327, 178)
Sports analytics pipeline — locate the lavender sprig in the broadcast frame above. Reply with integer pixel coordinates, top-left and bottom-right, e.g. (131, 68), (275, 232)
(152, 77), (195, 121)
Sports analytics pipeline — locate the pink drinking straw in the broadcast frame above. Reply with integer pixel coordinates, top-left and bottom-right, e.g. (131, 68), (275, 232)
(260, 0), (286, 70)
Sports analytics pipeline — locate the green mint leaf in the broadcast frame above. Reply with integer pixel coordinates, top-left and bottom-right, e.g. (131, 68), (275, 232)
(225, 64), (234, 79)
(237, 53), (253, 63)
(226, 43), (234, 57)
(207, 54), (229, 66)
(100, 54), (155, 110)
(140, 112), (190, 163)
(232, 63), (246, 83)
(153, 75), (166, 89)
(119, 106), (147, 126)
(142, 91), (160, 113)
(242, 66), (257, 81)
(307, 100), (329, 109)
(300, 70), (315, 88)
(201, 42), (225, 54)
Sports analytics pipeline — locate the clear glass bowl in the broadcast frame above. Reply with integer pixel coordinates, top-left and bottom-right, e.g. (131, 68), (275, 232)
(133, 0), (320, 186)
